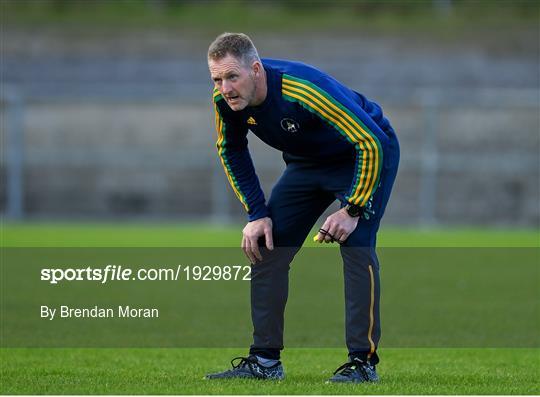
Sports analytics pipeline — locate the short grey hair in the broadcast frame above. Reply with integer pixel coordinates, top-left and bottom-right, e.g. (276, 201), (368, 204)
(208, 32), (260, 66)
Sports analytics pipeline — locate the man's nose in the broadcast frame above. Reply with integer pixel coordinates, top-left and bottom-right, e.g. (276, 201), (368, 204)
(221, 80), (233, 94)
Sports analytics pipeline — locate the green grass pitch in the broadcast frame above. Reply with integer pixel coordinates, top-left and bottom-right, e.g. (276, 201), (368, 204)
(2, 348), (538, 394)
(1, 223), (539, 395)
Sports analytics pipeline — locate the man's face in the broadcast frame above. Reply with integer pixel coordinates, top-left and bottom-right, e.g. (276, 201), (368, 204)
(209, 54), (257, 111)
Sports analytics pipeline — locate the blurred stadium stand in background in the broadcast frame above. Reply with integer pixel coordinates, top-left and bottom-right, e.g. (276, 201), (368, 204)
(1, 0), (539, 226)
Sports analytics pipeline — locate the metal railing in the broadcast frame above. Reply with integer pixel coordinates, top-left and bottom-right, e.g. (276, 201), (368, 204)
(2, 85), (538, 225)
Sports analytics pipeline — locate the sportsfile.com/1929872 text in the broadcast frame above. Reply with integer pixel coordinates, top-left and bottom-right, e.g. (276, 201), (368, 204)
(40, 265), (251, 284)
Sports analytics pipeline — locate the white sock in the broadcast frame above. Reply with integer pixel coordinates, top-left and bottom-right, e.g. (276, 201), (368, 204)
(256, 355), (279, 367)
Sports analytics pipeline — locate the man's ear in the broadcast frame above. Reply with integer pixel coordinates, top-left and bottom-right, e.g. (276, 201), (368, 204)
(252, 61), (262, 76)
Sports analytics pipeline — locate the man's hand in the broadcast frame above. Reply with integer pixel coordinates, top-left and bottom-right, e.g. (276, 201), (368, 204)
(314, 208), (359, 244)
(242, 217), (274, 264)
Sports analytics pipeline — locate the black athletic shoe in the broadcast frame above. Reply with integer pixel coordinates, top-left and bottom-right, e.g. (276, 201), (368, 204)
(205, 356), (285, 380)
(328, 357), (379, 383)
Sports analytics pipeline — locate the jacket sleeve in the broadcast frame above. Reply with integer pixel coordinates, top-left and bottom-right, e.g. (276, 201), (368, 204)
(213, 90), (269, 221)
(281, 73), (385, 207)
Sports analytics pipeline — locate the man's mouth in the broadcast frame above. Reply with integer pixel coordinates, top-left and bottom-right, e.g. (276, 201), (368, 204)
(227, 95), (240, 102)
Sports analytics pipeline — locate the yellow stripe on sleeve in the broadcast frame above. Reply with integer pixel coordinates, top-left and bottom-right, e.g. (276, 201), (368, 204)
(213, 103), (249, 212)
(282, 77), (380, 206)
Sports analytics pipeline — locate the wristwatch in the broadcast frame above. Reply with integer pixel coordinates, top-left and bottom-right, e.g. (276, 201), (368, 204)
(345, 204), (363, 217)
